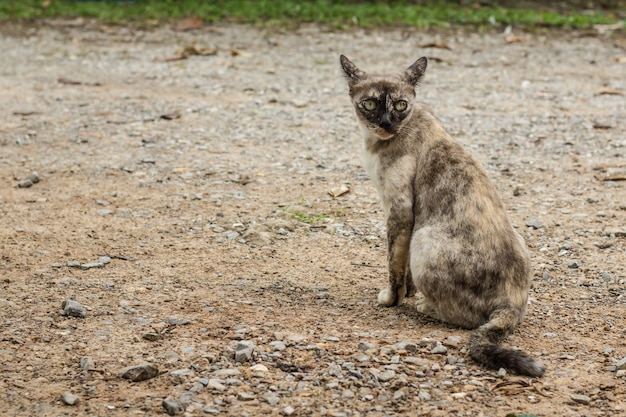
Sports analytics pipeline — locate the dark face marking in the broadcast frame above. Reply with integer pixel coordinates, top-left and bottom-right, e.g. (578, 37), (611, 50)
(357, 82), (412, 135)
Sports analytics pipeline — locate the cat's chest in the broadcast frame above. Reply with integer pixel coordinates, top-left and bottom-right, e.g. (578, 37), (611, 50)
(361, 145), (381, 189)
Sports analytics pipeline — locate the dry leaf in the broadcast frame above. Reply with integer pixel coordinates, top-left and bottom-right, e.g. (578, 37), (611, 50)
(155, 45), (217, 62)
(596, 89), (624, 96)
(419, 41), (452, 50)
(175, 16), (203, 31)
(615, 56), (626, 63)
(180, 45), (217, 57)
(160, 112), (181, 120)
(504, 36), (526, 43)
(58, 77), (101, 86)
(328, 184), (350, 198)
(13, 111), (41, 116)
(231, 49), (251, 57)
(596, 172), (626, 181)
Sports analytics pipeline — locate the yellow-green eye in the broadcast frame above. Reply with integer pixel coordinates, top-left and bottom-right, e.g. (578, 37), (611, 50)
(362, 99), (376, 111)
(394, 100), (407, 111)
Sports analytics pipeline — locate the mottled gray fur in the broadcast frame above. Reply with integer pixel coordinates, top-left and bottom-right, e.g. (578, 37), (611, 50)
(340, 54), (544, 377)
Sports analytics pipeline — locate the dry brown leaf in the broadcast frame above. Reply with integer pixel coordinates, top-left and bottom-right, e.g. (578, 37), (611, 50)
(175, 16), (203, 32)
(13, 111), (41, 117)
(596, 172), (626, 181)
(504, 35), (526, 43)
(596, 89), (624, 96)
(160, 112), (181, 121)
(156, 46), (217, 62)
(180, 45), (217, 57)
(419, 41), (452, 50)
(328, 184), (350, 198)
(231, 49), (251, 57)
(58, 77), (101, 86)
(616, 56), (626, 63)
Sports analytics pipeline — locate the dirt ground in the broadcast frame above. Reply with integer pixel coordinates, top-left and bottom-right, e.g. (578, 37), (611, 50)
(0, 19), (625, 417)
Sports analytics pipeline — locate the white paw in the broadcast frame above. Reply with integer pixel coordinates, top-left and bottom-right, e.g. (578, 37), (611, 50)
(378, 288), (395, 306)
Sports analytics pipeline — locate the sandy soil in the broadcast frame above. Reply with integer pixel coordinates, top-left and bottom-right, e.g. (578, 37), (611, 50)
(0, 20), (625, 417)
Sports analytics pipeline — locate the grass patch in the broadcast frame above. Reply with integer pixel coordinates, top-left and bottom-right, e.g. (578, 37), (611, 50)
(287, 209), (330, 225)
(0, 0), (622, 30)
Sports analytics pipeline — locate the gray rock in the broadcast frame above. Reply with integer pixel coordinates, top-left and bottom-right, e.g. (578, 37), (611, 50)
(431, 344), (448, 355)
(207, 378), (226, 391)
(235, 347), (254, 363)
(396, 340), (418, 353)
(61, 391), (79, 405)
(357, 341), (376, 351)
(17, 179), (33, 188)
(61, 299), (86, 318)
(283, 406), (296, 416)
(567, 261), (580, 269)
(80, 356), (95, 370)
(570, 394), (591, 405)
(119, 363), (159, 382)
(212, 368), (241, 377)
(270, 341), (286, 351)
(378, 370), (396, 382)
(162, 397), (184, 415)
(615, 356), (626, 370)
(25, 172), (40, 184)
(237, 392), (255, 401)
(526, 219), (542, 229)
(418, 389), (431, 402)
(262, 392), (280, 405)
(393, 389), (407, 401)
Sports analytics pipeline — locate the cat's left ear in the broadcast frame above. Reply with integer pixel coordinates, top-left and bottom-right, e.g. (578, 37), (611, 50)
(403, 57), (428, 86)
(340, 55), (366, 84)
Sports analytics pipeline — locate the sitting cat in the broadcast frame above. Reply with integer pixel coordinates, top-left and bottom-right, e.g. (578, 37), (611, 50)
(340, 54), (544, 377)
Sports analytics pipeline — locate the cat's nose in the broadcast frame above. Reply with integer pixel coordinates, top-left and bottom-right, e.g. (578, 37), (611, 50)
(381, 113), (392, 129)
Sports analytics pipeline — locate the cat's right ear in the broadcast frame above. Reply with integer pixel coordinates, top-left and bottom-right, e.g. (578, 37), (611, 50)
(340, 55), (365, 84)
(404, 57), (428, 86)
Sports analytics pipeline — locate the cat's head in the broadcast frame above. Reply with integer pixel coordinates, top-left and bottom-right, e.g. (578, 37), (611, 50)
(340, 55), (427, 140)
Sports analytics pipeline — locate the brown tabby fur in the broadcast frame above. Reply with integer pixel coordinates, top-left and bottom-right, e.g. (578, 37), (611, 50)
(340, 54), (544, 377)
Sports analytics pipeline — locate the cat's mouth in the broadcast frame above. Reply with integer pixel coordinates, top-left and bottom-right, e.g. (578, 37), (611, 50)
(372, 127), (395, 140)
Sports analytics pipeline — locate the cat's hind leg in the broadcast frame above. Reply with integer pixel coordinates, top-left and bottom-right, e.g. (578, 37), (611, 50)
(415, 297), (442, 320)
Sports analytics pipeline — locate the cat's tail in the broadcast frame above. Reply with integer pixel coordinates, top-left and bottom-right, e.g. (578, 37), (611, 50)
(467, 307), (545, 377)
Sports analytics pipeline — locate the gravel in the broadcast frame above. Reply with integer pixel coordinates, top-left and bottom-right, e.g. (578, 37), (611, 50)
(0, 20), (624, 417)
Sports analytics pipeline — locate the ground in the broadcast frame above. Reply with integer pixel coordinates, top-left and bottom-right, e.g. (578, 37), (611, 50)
(0, 20), (625, 417)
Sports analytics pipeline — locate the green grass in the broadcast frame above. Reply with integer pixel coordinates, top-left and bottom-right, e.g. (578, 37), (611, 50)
(0, 0), (622, 30)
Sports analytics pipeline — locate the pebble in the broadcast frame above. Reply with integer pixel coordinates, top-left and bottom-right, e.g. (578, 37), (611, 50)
(570, 394), (591, 405)
(615, 357), (626, 370)
(80, 356), (95, 370)
(567, 261), (580, 269)
(377, 370), (396, 382)
(80, 256), (112, 270)
(396, 340), (418, 352)
(431, 344), (448, 355)
(162, 397), (184, 415)
(207, 379), (226, 392)
(18, 173), (39, 188)
(270, 341), (286, 351)
(234, 340), (256, 363)
(237, 392), (255, 401)
(418, 389), (431, 402)
(61, 299), (86, 318)
(393, 389), (406, 401)
(526, 219), (542, 229)
(250, 364), (268, 372)
(61, 391), (79, 406)
(358, 341), (376, 351)
(118, 363), (159, 382)
(283, 406), (296, 416)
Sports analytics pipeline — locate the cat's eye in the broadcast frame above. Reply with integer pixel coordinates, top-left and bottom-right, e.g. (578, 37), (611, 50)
(362, 99), (377, 111)
(394, 100), (408, 111)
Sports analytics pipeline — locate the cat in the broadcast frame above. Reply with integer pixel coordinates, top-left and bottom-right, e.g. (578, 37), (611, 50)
(340, 54), (545, 377)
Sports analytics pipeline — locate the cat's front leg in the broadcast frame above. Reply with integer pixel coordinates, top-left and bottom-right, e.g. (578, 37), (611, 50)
(378, 213), (413, 306)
